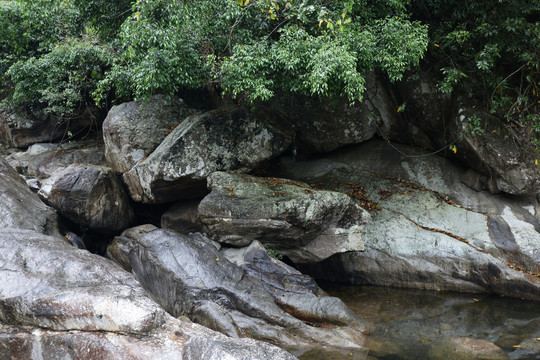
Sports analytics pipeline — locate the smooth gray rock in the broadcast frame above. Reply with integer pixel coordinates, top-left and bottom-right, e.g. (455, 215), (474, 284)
(107, 224), (159, 272)
(128, 229), (365, 350)
(278, 143), (540, 300)
(38, 163), (134, 234)
(320, 139), (540, 220)
(6, 136), (105, 181)
(103, 94), (199, 174)
(122, 107), (293, 203)
(182, 335), (297, 360)
(198, 172), (370, 263)
(0, 158), (60, 236)
(0, 228), (297, 360)
(221, 241), (360, 326)
(0, 229), (163, 334)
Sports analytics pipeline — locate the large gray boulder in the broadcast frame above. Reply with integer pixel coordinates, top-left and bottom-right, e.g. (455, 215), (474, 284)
(103, 94), (199, 174)
(0, 158), (60, 236)
(278, 140), (540, 300)
(269, 72), (398, 154)
(122, 107), (293, 203)
(198, 172), (370, 263)
(127, 228), (366, 351)
(38, 163), (134, 234)
(0, 228), (297, 360)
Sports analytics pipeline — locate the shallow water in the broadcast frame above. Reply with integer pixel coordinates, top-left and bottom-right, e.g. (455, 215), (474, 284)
(299, 285), (540, 360)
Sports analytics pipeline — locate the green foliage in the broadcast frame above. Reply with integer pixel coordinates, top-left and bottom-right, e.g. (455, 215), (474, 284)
(7, 37), (114, 118)
(0, 0), (83, 91)
(72, 0), (131, 41)
(217, 0), (428, 103)
(98, 0), (428, 104)
(266, 247), (284, 260)
(466, 115), (485, 137)
(0, 0), (536, 137)
(95, 0), (215, 103)
(412, 0), (540, 141)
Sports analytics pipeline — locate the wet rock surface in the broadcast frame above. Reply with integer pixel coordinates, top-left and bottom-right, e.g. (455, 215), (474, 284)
(127, 228), (365, 350)
(122, 106), (292, 203)
(221, 240), (361, 327)
(199, 171), (370, 263)
(428, 337), (508, 360)
(0, 228), (297, 360)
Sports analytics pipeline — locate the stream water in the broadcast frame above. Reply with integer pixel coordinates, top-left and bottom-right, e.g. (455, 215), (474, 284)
(298, 285), (540, 360)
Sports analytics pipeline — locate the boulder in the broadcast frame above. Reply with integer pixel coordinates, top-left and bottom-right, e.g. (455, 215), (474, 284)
(198, 172), (370, 263)
(269, 72), (398, 154)
(103, 94), (199, 174)
(0, 228), (296, 360)
(0, 107), (99, 148)
(428, 338), (508, 360)
(221, 241), (360, 326)
(393, 70), (540, 196)
(122, 106), (293, 203)
(0, 158), (60, 236)
(106, 224), (159, 272)
(6, 136), (105, 182)
(278, 140), (540, 300)
(454, 108), (540, 195)
(38, 163), (134, 234)
(127, 228), (366, 351)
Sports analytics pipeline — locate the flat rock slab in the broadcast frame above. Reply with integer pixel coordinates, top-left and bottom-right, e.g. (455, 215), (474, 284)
(123, 106), (292, 203)
(198, 172), (370, 263)
(128, 228), (365, 350)
(278, 148), (540, 301)
(0, 228), (297, 360)
(6, 136), (105, 181)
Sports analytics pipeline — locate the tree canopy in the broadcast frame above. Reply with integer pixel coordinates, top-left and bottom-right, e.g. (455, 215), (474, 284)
(0, 0), (538, 133)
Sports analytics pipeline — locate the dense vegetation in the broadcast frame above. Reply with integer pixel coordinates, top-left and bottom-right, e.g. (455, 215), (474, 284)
(0, 0), (538, 138)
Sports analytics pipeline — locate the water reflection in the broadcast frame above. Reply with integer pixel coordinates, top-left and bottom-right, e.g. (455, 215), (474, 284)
(300, 285), (540, 360)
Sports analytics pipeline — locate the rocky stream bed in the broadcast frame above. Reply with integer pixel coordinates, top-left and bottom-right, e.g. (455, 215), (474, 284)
(2, 87), (540, 359)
